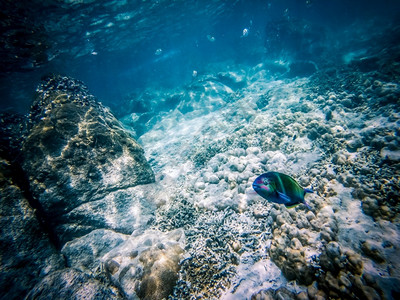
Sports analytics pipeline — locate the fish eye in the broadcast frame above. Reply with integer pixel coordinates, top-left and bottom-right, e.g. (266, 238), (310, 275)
(262, 178), (269, 185)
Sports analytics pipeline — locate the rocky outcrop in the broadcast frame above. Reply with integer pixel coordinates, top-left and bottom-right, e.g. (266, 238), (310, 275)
(25, 268), (123, 299)
(0, 76), (169, 299)
(103, 229), (184, 300)
(61, 228), (185, 299)
(0, 113), (26, 161)
(0, 156), (65, 299)
(21, 75), (155, 245)
(251, 287), (307, 300)
(61, 229), (128, 274)
(0, 113), (65, 299)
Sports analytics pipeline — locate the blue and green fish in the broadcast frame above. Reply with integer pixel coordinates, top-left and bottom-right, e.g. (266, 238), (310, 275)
(252, 172), (312, 208)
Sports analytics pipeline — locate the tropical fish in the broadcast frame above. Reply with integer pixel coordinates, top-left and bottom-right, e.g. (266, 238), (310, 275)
(252, 172), (312, 208)
(207, 35), (216, 42)
(154, 48), (163, 56)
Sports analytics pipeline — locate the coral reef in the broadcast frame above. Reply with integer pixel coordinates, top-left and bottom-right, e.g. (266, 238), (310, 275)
(137, 47), (400, 299)
(170, 207), (272, 299)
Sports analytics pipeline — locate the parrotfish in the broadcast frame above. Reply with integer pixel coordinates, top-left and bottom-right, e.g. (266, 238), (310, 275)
(252, 172), (312, 208)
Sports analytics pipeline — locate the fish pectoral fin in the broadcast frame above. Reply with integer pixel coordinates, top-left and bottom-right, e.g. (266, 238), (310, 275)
(304, 188), (314, 194)
(277, 192), (292, 204)
(303, 201), (312, 210)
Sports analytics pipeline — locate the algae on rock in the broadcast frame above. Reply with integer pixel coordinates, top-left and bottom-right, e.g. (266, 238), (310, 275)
(21, 75), (155, 245)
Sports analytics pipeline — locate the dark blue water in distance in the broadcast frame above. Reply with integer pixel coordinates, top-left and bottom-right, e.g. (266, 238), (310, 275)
(1, 1), (400, 299)
(0, 0), (399, 114)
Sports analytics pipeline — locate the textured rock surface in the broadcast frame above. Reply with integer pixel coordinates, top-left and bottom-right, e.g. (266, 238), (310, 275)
(61, 229), (128, 274)
(0, 113), (26, 161)
(102, 229), (185, 299)
(251, 287), (306, 300)
(0, 156), (64, 299)
(25, 268), (123, 299)
(60, 228), (185, 300)
(21, 75), (155, 244)
(317, 242), (380, 299)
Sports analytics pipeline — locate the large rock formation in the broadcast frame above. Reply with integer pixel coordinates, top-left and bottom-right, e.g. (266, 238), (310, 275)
(21, 75), (155, 245)
(0, 112), (64, 299)
(0, 156), (65, 299)
(0, 76), (163, 299)
(62, 228), (185, 299)
(25, 268), (123, 299)
(1, 76), (161, 299)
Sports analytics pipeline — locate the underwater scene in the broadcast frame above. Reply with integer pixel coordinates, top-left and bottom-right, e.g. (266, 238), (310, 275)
(1, 0), (400, 299)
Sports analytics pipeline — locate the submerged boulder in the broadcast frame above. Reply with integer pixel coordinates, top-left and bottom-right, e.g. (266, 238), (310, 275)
(0, 112), (26, 161)
(102, 229), (185, 300)
(25, 268), (123, 299)
(251, 287), (304, 300)
(0, 156), (64, 299)
(60, 228), (185, 300)
(21, 75), (155, 245)
(61, 229), (128, 274)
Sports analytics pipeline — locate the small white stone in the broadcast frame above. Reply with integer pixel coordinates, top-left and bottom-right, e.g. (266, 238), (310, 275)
(231, 241), (241, 252)
(291, 238), (303, 249)
(246, 147), (260, 155)
(299, 176), (310, 187)
(216, 171), (225, 179)
(305, 211), (315, 221)
(232, 148), (246, 157)
(194, 182), (206, 190)
(210, 163), (219, 172)
(309, 168), (320, 176)
(208, 175), (220, 184)
(227, 173), (237, 183)
(237, 172), (250, 183)
(230, 163), (246, 173)
(223, 190), (232, 198)
(381, 148), (400, 161)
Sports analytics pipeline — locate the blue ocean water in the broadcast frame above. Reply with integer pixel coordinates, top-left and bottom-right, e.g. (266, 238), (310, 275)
(0, 0), (399, 114)
(1, 1), (400, 299)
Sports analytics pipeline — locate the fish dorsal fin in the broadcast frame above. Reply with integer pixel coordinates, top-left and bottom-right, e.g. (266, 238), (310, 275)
(277, 191), (292, 204)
